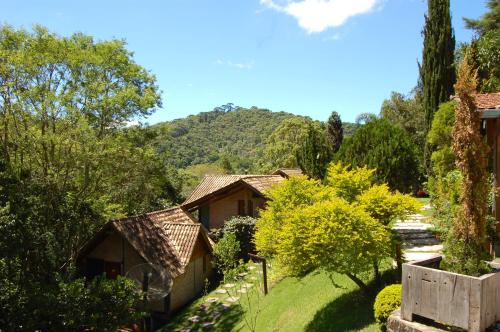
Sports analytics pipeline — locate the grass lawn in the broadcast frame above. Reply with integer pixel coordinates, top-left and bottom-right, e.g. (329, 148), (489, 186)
(164, 262), (393, 332)
(416, 197), (434, 219)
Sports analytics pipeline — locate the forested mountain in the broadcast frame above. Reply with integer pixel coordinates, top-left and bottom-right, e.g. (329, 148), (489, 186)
(150, 106), (358, 172)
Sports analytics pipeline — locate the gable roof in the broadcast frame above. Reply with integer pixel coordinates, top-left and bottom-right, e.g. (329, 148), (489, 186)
(182, 174), (284, 208)
(474, 92), (500, 110)
(272, 168), (303, 178)
(113, 215), (184, 278)
(77, 207), (212, 278)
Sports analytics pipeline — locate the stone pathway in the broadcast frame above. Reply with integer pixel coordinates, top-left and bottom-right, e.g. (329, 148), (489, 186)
(393, 204), (443, 262)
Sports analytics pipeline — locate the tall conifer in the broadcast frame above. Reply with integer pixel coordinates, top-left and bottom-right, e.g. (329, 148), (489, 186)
(422, 0), (456, 170)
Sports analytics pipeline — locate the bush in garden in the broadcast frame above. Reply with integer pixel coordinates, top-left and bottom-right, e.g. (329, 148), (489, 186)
(213, 232), (241, 280)
(427, 170), (462, 236)
(373, 284), (402, 328)
(223, 216), (256, 260)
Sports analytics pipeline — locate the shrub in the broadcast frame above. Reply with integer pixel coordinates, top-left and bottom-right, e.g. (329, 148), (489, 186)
(213, 232), (241, 279)
(374, 284), (402, 328)
(223, 216), (256, 260)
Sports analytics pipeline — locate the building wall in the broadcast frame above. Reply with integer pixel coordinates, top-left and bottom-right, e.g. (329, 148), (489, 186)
(486, 118), (500, 232)
(169, 234), (214, 312)
(204, 187), (266, 229)
(87, 232), (146, 270)
(83, 230), (213, 314)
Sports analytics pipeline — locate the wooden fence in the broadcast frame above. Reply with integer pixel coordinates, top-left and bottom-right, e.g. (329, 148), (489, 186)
(401, 256), (500, 332)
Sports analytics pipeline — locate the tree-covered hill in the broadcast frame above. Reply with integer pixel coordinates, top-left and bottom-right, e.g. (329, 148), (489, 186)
(151, 106), (358, 172)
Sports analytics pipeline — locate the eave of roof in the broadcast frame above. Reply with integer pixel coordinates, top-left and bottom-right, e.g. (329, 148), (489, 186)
(181, 175), (284, 209)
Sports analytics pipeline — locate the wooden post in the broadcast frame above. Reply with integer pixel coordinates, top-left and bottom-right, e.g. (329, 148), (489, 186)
(248, 253), (268, 295)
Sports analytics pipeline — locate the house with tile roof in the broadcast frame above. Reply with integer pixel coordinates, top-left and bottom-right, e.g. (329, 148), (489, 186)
(473, 92), (500, 233)
(76, 207), (214, 314)
(181, 169), (302, 230)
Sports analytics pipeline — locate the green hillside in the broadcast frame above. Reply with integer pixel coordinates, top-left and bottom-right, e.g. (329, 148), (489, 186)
(151, 106), (358, 172)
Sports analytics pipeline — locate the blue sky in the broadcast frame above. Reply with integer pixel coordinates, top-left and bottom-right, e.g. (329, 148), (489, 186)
(1, 1), (487, 124)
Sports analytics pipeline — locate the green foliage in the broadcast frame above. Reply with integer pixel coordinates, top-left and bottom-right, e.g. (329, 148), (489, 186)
(357, 184), (421, 226)
(0, 25), (169, 329)
(380, 91), (426, 148)
(324, 162), (375, 203)
(427, 101), (456, 177)
(326, 111), (343, 153)
(223, 216), (257, 260)
(427, 170), (462, 235)
(421, 0), (456, 169)
(152, 107), (300, 172)
(255, 174), (392, 292)
(464, 0), (499, 36)
(0, 269), (143, 331)
(255, 176), (336, 258)
(257, 196), (391, 278)
(373, 284), (402, 327)
(214, 232), (241, 278)
(296, 124), (333, 179)
(256, 163), (419, 292)
(260, 117), (317, 171)
(334, 119), (419, 192)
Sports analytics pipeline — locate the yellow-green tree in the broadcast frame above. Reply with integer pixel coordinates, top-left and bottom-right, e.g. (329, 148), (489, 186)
(256, 164), (420, 293)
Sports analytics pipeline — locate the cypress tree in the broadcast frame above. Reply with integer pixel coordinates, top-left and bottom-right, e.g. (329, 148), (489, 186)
(422, 0), (456, 170)
(296, 125), (332, 179)
(326, 111), (343, 153)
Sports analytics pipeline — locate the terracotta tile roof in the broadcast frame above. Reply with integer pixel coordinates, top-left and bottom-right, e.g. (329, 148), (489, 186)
(183, 175), (243, 205)
(161, 223), (201, 266)
(111, 215), (185, 278)
(182, 175), (285, 207)
(77, 207), (212, 278)
(453, 92), (500, 110)
(272, 168), (303, 178)
(147, 207), (197, 224)
(242, 175), (284, 193)
(474, 92), (500, 110)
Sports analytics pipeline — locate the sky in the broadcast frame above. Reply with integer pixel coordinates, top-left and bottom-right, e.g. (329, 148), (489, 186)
(1, 1), (488, 124)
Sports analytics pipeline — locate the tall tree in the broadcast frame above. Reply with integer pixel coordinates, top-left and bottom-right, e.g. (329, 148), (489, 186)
(444, 50), (490, 275)
(296, 124), (332, 179)
(462, 0), (500, 92)
(260, 117), (317, 171)
(421, 0), (456, 170)
(334, 119), (419, 193)
(464, 0), (500, 36)
(326, 111), (343, 153)
(0, 25), (164, 329)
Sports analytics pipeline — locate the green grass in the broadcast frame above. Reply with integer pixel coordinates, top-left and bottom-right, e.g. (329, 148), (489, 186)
(416, 197), (434, 219)
(165, 263), (393, 332)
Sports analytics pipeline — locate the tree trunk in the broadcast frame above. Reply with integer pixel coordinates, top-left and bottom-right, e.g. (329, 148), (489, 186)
(346, 273), (371, 296)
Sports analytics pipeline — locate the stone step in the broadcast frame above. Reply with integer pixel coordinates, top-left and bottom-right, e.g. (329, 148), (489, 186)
(399, 233), (436, 241)
(403, 238), (441, 246)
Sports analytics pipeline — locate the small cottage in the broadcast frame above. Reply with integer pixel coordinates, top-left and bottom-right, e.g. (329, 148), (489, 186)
(181, 174), (286, 229)
(76, 207), (214, 314)
(475, 92), (500, 232)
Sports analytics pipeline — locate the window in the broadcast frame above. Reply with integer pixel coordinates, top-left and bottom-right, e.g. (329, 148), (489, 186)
(199, 205), (210, 228)
(247, 200), (254, 217)
(238, 200), (245, 216)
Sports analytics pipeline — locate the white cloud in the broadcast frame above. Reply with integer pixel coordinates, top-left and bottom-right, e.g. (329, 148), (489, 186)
(260, 0), (379, 33)
(215, 59), (254, 70)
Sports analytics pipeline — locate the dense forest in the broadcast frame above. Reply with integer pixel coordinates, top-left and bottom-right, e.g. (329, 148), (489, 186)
(150, 105), (358, 172)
